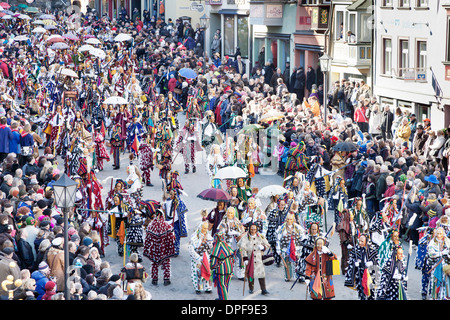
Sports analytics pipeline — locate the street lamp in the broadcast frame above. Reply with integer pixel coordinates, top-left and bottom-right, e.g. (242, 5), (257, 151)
(319, 52), (332, 124)
(52, 173), (78, 300)
(200, 13), (209, 57)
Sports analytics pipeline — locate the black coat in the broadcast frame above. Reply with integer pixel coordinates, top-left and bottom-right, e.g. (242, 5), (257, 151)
(306, 69), (315, 91)
(380, 111), (394, 132)
(16, 238), (34, 270)
(294, 70), (305, 90)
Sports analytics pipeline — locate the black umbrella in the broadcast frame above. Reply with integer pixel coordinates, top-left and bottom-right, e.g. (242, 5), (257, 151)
(332, 141), (358, 152)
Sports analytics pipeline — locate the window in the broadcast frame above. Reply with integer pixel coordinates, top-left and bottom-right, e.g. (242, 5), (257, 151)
(399, 0), (410, 8)
(447, 17), (450, 62)
(383, 0), (393, 6)
(399, 39), (409, 76)
(359, 14), (371, 42)
(237, 16), (248, 59)
(383, 38), (392, 75)
(348, 13), (356, 38)
(224, 15), (235, 56)
(416, 0), (428, 7)
(417, 41), (427, 70)
(335, 11), (344, 40)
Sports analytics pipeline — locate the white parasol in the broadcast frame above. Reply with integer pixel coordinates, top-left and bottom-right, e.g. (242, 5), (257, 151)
(213, 166), (247, 180)
(103, 96), (128, 105)
(85, 37), (101, 45)
(114, 33), (132, 42)
(256, 185), (289, 198)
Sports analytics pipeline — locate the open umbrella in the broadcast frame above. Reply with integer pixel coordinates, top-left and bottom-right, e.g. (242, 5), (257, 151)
(179, 68), (197, 79)
(32, 26), (46, 33)
(46, 35), (64, 44)
(50, 42), (69, 50)
(197, 188), (232, 202)
(1, 15), (12, 20)
(62, 33), (79, 41)
(24, 7), (39, 13)
(18, 4), (28, 9)
(89, 48), (106, 59)
(42, 19), (56, 25)
(59, 68), (78, 78)
(114, 33), (132, 42)
(78, 44), (94, 52)
(332, 141), (358, 152)
(18, 14), (31, 20)
(259, 110), (285, 123)
(0, 3), (10, 9)
(85, 37), (101, 45)
(13, 35), (29, 42)
(256, 185), (288, 198)
(213, 166), (247, 180)
(32, 19), (44, 24)
(44, 24), (57, 30)
(238, 124), (263, 135)
(103, 96), (128, 105)
(39, 14), (55, 20)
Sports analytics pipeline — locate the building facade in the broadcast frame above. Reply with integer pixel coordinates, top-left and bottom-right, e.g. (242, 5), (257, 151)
(249, 0), (296, 76)
(205, 0), (251, 71)
(373, 0), (449, 129)
(328, 0), (373, 87)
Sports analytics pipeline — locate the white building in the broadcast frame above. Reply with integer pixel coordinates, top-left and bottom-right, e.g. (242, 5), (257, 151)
(373, 0), (450, 130)
(329, 0), (373, 86)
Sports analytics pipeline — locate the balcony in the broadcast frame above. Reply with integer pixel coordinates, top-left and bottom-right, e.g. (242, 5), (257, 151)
(332, 41), (372, 68)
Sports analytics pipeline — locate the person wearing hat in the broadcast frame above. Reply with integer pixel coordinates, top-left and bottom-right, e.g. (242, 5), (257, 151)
(42, 280), (57, 300)
(0, 246), (21, 298)
(46, 237), (65, 293)
(31, 261), (51, 300)
(423, 175), (442, 198)
(423, 118), (431, 132)
(412, 123), (428, 156)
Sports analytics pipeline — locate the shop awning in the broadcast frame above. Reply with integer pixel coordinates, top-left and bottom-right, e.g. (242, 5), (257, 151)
(217, 9), (249, 15)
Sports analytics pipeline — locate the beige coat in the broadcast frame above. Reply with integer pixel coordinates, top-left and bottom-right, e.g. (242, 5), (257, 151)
(238, 232), (270, 279)
(46, 246), (65, 292)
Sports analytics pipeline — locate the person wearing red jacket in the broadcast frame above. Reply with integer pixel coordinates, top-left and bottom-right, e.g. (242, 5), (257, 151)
(354, 101), (369, 133)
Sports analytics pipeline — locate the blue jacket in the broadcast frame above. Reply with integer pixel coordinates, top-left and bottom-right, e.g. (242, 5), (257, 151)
(20, 132), (34, 148)
(9, 130), (20, 154)
(0, 125), (13, 153)
(31, 270), (49, 300)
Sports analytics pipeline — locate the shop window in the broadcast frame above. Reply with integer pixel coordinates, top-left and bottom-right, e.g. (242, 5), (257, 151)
(224, 15), (235, 56)
(237, 16), (249, 59)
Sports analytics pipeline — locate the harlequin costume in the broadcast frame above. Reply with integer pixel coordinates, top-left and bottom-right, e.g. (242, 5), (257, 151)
(175, 119), (202, 174)
(284, 142), (309, 186)
(94, 131), (110, 171)
(305, 238), (338, 300)
(110, 125), (124, 170)
(126, 210), (145, 262)
(143, 209), (176, 285)
(188, 222), (214, 293)
(210, 232), (235, 300)
(138, 136), (154, 186)
(164, 171), (188, 256)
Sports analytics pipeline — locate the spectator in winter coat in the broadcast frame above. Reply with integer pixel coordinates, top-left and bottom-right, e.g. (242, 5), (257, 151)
(9, 121), (20, 155)
(0, 117), (13, 162)
(31, 262), (51, 300)
(16, 228), (34, 270)
(383, 176), (395, 199)
(42, 280), (56, 300)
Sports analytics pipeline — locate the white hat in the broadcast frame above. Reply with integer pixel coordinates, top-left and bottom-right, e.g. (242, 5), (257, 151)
(52, 237), (63, 247)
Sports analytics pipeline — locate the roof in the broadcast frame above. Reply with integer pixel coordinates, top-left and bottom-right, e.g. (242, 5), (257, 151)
(347, 0), (372, 11)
